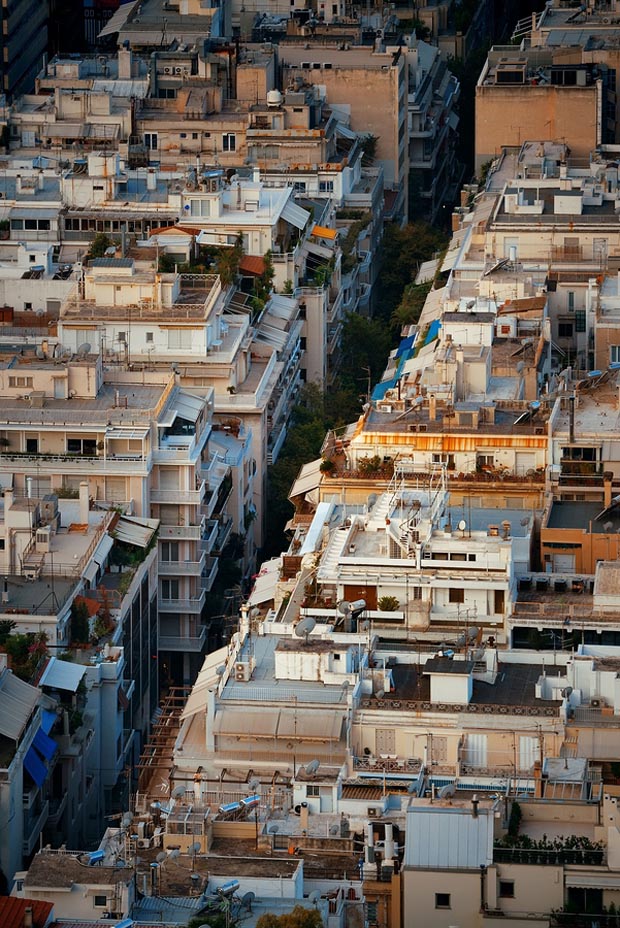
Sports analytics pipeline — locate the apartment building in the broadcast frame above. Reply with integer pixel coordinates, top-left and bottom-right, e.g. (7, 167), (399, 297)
(0, 0), (48, 100)
(476, 49), (602, 172)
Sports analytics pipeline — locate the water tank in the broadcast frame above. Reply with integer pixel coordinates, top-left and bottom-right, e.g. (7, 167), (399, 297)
(267, 90), (283, 107)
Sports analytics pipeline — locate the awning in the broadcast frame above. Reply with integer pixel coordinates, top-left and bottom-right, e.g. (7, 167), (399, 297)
(278, 709), (344, 741)
(39, 657), (87, 693)
(114, 515), (159, 549)
(118, 686), (130, 711)
(39, 123), (86, 139)
(0, 673), (40, 741)
(448, 111), (459, 131)
(10, 207), (59, 220)
(174, 391), (205, 423)
(181, 645), (229, 719)
(312, 224), (337, 241)
(248, 557), (282, 606)
(213, 707), (280, 738)
(281, 199), (310, 231)
(24, 746), (48, 788)
(288, 457), (322, 504)
(98, 0), (140, 36)
(41, 709), (57, 734)
(33, 727), (58, 761)
(92, 532), (114, 566)
(239, 255), (266, 277)
(83, 560), (99, 587)
(335, 123), (357, 140)
(415, 257), (440, 285)
(268, 293), (297, 321)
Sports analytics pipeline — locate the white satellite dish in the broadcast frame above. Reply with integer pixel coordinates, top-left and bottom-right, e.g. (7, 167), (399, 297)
(305, 759), (320, 776)
(329, 824), (339, 835)
(337, 600), (352, 616)
(438, 783), (457, 799)
(156, 851), (167, 863)
(241, 892), (256, 910)
(216, 665), (226, 676)
(269, 824), (279, 834)
(248, 777), (261, 792)
(189, 842), (201, 854)
(308, 891), (321, 905)
(295, 616), (316, 642)
(455, 634), (466, 648)
(76, 342), (92, 357)
(467, 626), (480, 641)
(168, 848), (180, 860)
(458, 519), (467, 532)
(171, 785), (185, 799)
(122, 812), (132, 827)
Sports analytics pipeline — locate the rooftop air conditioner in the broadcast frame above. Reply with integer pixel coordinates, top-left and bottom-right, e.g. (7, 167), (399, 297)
(367, 808), (378, 817)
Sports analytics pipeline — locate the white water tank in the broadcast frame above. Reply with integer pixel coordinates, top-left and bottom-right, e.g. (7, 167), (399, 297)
(267, 89), (283, 107)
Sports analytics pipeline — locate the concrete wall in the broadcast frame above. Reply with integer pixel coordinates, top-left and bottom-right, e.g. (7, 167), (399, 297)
(475, 84), (599, 173)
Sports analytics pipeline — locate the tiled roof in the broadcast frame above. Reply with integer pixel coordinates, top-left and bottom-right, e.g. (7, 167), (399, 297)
(0, 897), (53, 928)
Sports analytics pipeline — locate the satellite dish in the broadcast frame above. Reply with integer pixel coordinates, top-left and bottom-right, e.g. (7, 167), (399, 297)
(168, 848), (180, 860)
(216, 665), (226, 676)
(35, 308), (45, 317)
(156, 851), (167, 863)
(562, 686), (573, 698)
(458, 519), (467, 532)
(35, 346), (45, 359)
(171, 786), (186, 799)
(269, 824), (279, 834)
(189, 842), (201, 854)
(337, 600), (352, 616)
(516, 360), (525, 373)
(305, 759), (320, 776)
(329, 824), (339, 835)
(467, 626), (480, 641)
(295, 616), (316, 641)
(248, 777), (261, 792)
(308, 891), (321, 905)
(407, 782), (417, 793)
(122, 812), (132, 827)
(241, 892), (256, 910)
(455, 634), (466, 648)
(472, 648), (485, 661)
(76, 342), (92, 357)
(438, 783), (457, 799)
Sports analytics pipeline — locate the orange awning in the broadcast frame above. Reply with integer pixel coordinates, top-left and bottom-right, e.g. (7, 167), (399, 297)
(311, 224), (337, 240)
(239, 255), (266, 276)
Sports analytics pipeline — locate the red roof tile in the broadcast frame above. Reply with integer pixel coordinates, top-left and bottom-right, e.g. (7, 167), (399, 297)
(0, 897), (54, 928)
(239, 254), (266, 277)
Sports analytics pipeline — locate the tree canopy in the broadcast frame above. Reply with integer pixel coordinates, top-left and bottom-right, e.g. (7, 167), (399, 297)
(256, 905), (323, 928)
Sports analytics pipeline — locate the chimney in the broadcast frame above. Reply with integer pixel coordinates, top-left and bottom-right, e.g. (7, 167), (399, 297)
(2, 579), (8, 604)
(118, 47), (133, 80)
(299, 801), (309, 832)
(16, 174), (22, 194)
(23, 907), (33, 928)
(533, 760), (544, 799)
(79, 481), (90, 525)
(38, 170), (44, 190)
(451, 211), (461, 232)
(604, 472), (613, 508)
(384, 822), (395, 861)
(26, 476), (33, 499)
(428, 393), (437, 421)
(147, 169), (157, 191)
(471, 794), (479, 818)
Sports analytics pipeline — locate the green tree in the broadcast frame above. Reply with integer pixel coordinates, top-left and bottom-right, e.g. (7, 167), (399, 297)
(0, 619), (17, 645)
(391, 280), (433, 329)
(373, 222), (447, 325)
(88, 232), (113, 260)
(339, 312), (391, 396)
(70, 600), (90, 645)
(256, 905), (323, 928)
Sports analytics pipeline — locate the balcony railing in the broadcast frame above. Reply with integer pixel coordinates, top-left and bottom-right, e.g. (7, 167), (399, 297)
(23, 800), (49, 856)
(150, 482), (205, 505)
(0, 452), (150, 474)
(493, 845), (604, 866)
(158, 553), (206, 576)
(158, 626), (207, 652)
(159, 523), (204, 541)
(159, 591), (206, 614)
(201, 557), (219, 592)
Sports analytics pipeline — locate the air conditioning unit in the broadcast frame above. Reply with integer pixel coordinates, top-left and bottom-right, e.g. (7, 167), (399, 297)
(175, 67), (183, 74)
(591, 699), (602, 708)
(164, 67), (172, 74)
(367, 807), (378, 817)
(235, 662), (251, 682)
(137, 838), (151, 849)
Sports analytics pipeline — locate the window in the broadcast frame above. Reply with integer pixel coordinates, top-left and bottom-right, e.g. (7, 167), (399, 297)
(0, 539), (5, 551)
(477, 454), (494, 468)
(222, 133), (236, 152)
(499, 880), (515, 898)
(494, 589), (505, 614)
(567, 291), (575, 312)
(449, 588), (465, 604)
(306, 785), (320, 796)
(29, 254), (36, 263)
(180, 132), (187, 139)
(611, 346), (620, 364)
(435, 893), (451, 909)
(118, 331), (126, 343)
(161, 579), (179, 600)
(25, 438), (39, 454)
(190, 199), (211, 217)
(67, 438), (97, 456)
(412, 586), (422, 600)
(146, 332), (154, 343)
(144, 132), (158, 150)
(319, 180), (334, 193)
(293, 181), (307, 193)
(558, 322), (573, 338)
(8, 376), (33, 388)
(161, 541), (179, 562)
(93, 895), (107, 908)
(168, 329), (193, 350)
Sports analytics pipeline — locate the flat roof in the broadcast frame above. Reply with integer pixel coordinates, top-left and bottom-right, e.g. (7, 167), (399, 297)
(546, 501), (620, 533)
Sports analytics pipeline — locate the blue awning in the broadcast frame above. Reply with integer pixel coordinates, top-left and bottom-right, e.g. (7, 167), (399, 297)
(33, 727), (57, 761)
(424, 319), (441, 345)
(41, 709), (57, 734)
(395, 335), (415, 358)
(24, 746), (48, 787)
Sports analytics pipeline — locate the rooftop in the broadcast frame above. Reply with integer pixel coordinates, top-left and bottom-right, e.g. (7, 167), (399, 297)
(546, 501), (620, 533)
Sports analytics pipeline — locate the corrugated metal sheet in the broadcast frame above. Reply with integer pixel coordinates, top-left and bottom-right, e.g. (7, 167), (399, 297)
(213, 707), (280, 738)
(278, 709), (344, 741)
(0, 671), (40, 741)
(281, 198), (311, 230)
(98, 0), (140, 36)
(39, 657), (87, 694)
(288, 457), (322, 502)
(248, 557), (282, 606)
(115, 515), (159, 548)
(181, 645), (230, 719)
(174, 390), (205, 423)
(404, 806), (493, 869)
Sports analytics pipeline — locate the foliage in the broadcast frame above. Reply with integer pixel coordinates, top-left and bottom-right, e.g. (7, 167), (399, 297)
(373, 222), (448, 326)
(391, 280), (433, 329)
(507, 800), (522, 838)
(319, 458), (335, 474)
(256, 905), (323, 928)
(188, 914), (231, 928)
(447, 45), (491, 176)
(339, 312), (392, 397)
(357, 455), (383, 476)
(88, 232), (113, 260)
(213, 233), (244, 287)
(359, 134), (379, 165)
(3, 632), (48, 682)
(70, 600), (91, 645)
(158, 253), (177, 273)
(378, 596), (400, 612)
(0, 619), (17, 645)
(340, 212), (371, 274)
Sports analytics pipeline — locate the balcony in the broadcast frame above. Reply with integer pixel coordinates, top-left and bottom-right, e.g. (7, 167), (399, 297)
(0, 452), (151, 475)
(159, 590), (206, 614)
(150, 482), (205, 505)
(201, 557), (219, 592)
(47, 792), (68, 826)
(159, 625), (207, 652)
(23, 800), (49, 856)
(159, 521), (205, 541)
(202, 519), (219, 553)
(158, 552), (206, 576)
(213, 515), (233, 554)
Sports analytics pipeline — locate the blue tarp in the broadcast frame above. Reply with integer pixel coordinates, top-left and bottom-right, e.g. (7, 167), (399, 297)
(24, 746), (48, 787)
(41, 709), (57, 734)
(33, 727), (57, 761)
(372, 350), (412, 401)
(424, 319), (441, 344)
(395, 335), (415, 358)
